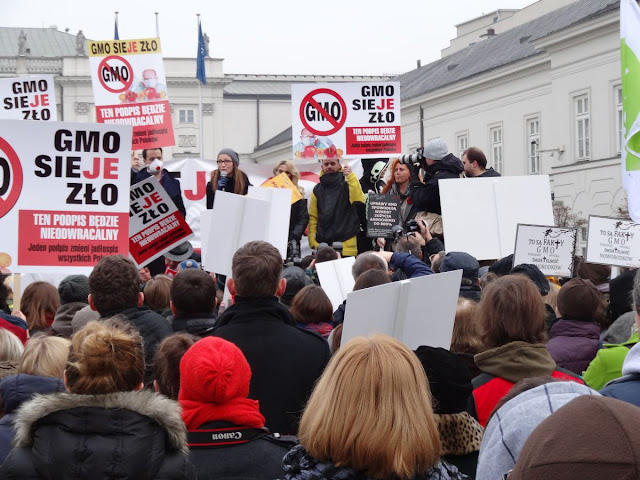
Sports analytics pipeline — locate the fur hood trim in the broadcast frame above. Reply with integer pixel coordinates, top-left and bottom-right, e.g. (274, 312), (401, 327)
(12, 389), (188, 452)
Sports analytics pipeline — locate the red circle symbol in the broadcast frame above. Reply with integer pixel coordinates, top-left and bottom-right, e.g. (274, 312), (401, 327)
(299, 88), (347, 136)
(0, 136), (23, 219)
(98, 55), (134, 93)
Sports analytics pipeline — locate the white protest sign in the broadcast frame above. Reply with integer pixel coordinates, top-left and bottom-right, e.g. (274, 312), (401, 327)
(291, 82), (401, 161)
(129, 176), (193, 268)
(315, 257), (356, 311)
(513, 224), (577, 276)
(201, 191), (270, 275)
(0, 75), (57, 121)
(0, 120), (131, 274)
(88, 38), (174, 149)
(247, 186), (292, 261)
(585, 216), (640, 268)
(342, 270), (462, 350)
(440, 175), (554, 260)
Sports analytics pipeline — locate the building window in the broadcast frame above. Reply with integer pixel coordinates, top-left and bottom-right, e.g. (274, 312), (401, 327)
(526, 117), (540, 174)
(574, 95), (590, 160)
(179, 109), (195, 124)
(456, 132), (468, 158)
(616, 86), (623, 154)
(490, 125), (503, 174)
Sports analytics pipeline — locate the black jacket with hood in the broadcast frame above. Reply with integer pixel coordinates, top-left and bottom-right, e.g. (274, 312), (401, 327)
(0, 390), (195, 479)
(410, 153), (464, 215)
(212, 296), (330, 435)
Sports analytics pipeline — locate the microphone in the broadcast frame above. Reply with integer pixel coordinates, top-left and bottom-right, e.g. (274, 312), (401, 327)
(217, 170), (228, 190)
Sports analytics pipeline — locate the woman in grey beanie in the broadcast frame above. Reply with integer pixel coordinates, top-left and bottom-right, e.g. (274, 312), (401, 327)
(206, 148), (251, 209)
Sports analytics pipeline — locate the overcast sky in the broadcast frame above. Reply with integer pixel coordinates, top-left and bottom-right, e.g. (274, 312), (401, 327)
(4, 0), (537, 76)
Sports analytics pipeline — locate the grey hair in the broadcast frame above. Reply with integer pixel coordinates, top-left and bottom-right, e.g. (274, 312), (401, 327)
(0, 329), (24, 362)
(352, 253), (387, 280)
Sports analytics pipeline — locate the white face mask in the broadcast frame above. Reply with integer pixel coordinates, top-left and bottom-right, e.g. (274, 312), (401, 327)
(147, 159), (163, 175)
(144, 78), (158, 88)
(301, 137), (314, 147)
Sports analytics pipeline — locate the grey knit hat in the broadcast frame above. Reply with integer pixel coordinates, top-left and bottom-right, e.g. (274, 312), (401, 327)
(58, 274), (90, 305)
(218, 148), (239, 167)
(423, 138), (448, 160)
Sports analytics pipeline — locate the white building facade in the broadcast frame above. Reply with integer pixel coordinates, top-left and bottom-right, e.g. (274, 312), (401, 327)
(398, 0), (625, 223)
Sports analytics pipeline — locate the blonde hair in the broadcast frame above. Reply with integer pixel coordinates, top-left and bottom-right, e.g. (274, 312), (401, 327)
(21, 281), (60, 331)
(273, 160), (304, 195)
(0, 329), (24, 362)
(65, 318), (144, 394)
(18, 335), (70, 378)
(298, 335), (441, 479)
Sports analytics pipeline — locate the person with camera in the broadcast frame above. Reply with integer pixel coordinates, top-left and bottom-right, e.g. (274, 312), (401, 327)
(309, 157), (365, 257)
(206, 148), (251, 209)
(408, 138), (464, 217)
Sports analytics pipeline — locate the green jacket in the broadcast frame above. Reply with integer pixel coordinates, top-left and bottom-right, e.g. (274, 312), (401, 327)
(583, 331), (639, 390)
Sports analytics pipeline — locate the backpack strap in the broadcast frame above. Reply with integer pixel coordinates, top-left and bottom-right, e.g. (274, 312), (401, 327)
(187, 426), (269, 448)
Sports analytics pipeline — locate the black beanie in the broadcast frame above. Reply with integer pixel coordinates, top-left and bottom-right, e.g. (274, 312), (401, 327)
(58, 274), (90, 305)
(510, 263), (550, 296)
(414, 346), (473, 414)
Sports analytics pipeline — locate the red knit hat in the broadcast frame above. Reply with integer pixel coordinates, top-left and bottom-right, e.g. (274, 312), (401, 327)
(179, 337), (265, 430)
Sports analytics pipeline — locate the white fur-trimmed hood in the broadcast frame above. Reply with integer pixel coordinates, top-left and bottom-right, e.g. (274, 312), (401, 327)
(12, 389), (188, 453)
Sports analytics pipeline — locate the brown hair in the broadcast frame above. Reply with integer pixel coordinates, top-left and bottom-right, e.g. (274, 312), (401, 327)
(209, 165), (247, 195)
(65, 318), (145, 394)
(315, 246), (338, 264)
(478, 275), (547, 349)
(273, 160), (304, 195)
(463, 147), (487, 169)
(451, 297), (483, 354)
(153, 333), (198, 400)
(298, 335), (441, 479)
(330, 324), (343, 353)
(143, 274), (172, 311)
(170, 269), (217, 315)
(545, 283), (560, 312)
(290, 285), (333, 325)
(232, 241), (283, 298)
(480, 271), (499, 290)
(353, 269), (391, 291)
(21, 281), (60, 331)
(88, 255), (140, 315)
(19, 334), (70, 378)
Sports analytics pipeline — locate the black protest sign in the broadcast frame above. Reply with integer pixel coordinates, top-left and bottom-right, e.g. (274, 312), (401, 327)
(366, 194), (401, 238)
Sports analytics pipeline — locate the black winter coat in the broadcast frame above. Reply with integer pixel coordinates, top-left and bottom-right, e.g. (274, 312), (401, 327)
(188, 420), (296, 479)
(212, 296), (331, 434)
(312, 172), (361, 244)
(0, 374), (65, 464)
(135, 168), (187, 219)
(105, 306), (173, 384)
(169, 312), (217, 337)
(410, 154), (463, 215)
(0, 390), (195, 479)
(289, 198), (309, 241)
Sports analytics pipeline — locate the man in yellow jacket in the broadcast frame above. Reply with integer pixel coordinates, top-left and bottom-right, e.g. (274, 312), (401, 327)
(308, 158), (365, 257)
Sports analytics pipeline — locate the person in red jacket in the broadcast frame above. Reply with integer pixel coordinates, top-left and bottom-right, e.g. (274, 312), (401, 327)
(472, 275), (583, 427)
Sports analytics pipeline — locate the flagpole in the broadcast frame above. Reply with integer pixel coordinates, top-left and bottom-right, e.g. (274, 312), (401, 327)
(197, 14), (204, 159)
(155, 12), (160, 38)
(114, 12), (119, 40)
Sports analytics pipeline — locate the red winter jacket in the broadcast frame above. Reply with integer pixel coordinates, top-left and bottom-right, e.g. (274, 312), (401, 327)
(472, 341), (584, 427)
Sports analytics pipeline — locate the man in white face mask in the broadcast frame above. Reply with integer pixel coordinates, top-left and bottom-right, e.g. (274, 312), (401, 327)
(132, 148), (186, 220)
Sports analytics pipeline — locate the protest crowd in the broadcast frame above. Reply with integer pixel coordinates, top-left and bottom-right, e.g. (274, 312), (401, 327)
(1, 134), (640, 480)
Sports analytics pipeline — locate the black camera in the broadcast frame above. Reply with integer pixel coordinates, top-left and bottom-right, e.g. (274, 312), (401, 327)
(398, 147), (425, 167)
(406, 219), (420, 234)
